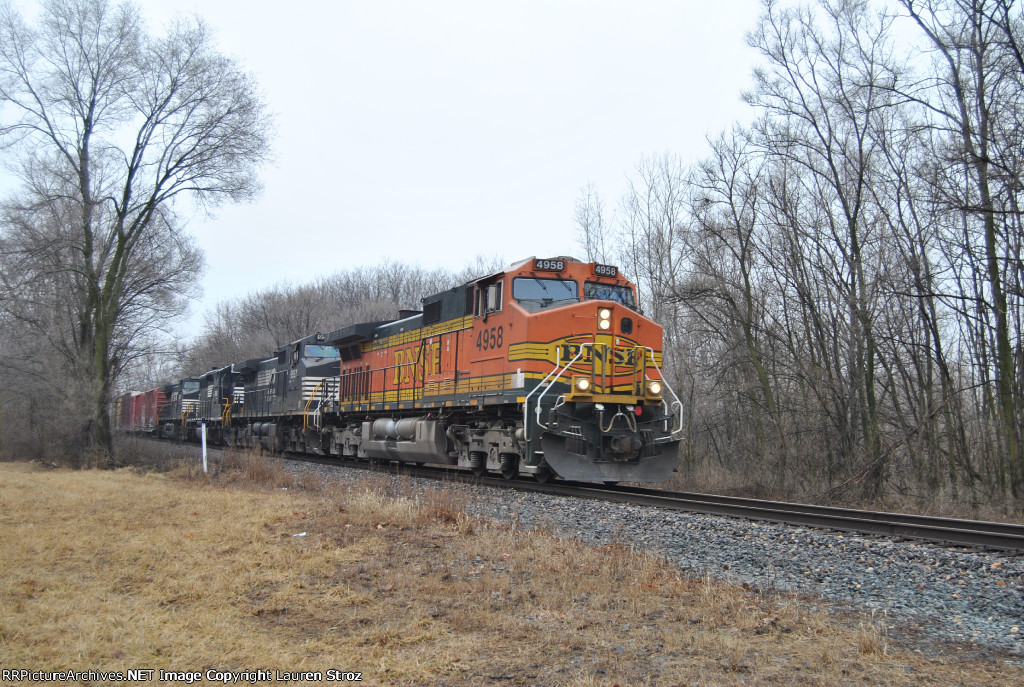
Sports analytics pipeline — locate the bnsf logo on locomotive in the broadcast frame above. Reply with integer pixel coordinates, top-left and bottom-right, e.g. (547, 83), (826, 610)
(558, 336), (639, 374)
(509, 335), (659, 376)
(392, 340), (442, 385)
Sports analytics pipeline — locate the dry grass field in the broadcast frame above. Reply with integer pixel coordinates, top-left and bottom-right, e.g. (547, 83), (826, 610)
(0, 455), (1021, 686)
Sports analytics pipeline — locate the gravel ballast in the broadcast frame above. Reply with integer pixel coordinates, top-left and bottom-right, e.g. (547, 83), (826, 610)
(283, 460), (1024, 660)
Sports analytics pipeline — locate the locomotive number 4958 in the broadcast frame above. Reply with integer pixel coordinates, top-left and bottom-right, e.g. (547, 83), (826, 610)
(534, 259), (565, 271)
(476, 326), (504, 351)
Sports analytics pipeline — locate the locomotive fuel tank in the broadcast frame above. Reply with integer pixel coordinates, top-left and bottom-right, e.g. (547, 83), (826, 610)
(361, 417), (454, 463)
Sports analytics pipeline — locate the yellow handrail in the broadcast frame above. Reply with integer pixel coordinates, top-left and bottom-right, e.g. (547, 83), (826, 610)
(303, 379), (327, 431)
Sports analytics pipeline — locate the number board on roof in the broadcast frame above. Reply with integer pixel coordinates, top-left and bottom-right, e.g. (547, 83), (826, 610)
(534, 259), (565, 271)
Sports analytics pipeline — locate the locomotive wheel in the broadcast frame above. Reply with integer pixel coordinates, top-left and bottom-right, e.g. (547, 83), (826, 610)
(499, 453), (518, 480)
(469, 450), (486, 477)
(534, 467), (552, 483)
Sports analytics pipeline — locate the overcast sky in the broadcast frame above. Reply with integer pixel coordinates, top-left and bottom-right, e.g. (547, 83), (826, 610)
(5, 0), (766, 336)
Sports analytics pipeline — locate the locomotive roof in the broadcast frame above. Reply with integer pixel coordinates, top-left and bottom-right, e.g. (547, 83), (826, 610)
(421, 282), (474, 325)
(328, 283), (476, 344)
(326, 321), (391, 347)
(231, 357), (269, 374)
(372, 311), (424, 339)
(202, 364), (232, 380)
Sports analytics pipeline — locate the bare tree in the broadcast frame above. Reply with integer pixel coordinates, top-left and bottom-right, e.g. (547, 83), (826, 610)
(552, 0), (1024, 511)
(745, 0), (903, 495)
(0, 0), (272, 460)
(896, 0), (1024, 496)
(679, 127), (783, 466)
(574, 181), (610, 263)
(617, 154), (690, 322)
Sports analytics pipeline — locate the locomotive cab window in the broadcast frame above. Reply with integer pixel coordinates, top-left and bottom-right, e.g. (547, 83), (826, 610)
(513, 277), (579, 311)
(304, 344), (339, 359)
(475, 280), (503, 317)
(584, 282), (636, 309)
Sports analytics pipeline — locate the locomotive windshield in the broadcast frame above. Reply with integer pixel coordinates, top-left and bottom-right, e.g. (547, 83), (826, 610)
(513, 277), (578, 311)
(584, 282), (636, 308)
(304, 344), (339, 359)
(182, 380), (200, 394)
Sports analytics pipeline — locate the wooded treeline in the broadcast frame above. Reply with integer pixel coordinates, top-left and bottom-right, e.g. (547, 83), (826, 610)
(182, 257), (504, 375)
(579, 0), (1024, 510)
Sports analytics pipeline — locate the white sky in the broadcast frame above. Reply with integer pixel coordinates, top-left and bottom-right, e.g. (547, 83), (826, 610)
(4, 0), (765, 336)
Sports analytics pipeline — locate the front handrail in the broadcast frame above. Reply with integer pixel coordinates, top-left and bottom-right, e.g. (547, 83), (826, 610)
(640, 346), (684, 438)
(303, 379), (327, 431)
(523, 343), (591, 440)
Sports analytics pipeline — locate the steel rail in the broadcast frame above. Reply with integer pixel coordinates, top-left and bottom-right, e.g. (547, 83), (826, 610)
(139, 437), (1022, 554)
(608, 484), (1024, 540)
(540, 481), (1024, 553)
(290, 456), (1024, 552)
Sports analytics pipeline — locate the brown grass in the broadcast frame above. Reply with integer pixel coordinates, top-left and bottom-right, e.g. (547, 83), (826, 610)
(1, 459), (1021, 686)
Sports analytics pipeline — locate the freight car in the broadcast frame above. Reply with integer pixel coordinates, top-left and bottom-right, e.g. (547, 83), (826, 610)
(134, 257), (683, 483)
(112, 386), (169, 435)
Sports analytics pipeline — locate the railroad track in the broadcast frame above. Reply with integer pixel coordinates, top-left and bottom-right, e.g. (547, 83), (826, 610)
(137, 438), (1024, 553)
(284, 453), (1024, 553)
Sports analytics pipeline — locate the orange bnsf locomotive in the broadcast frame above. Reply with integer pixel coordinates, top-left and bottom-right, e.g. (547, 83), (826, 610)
(122, 257), (683, 483)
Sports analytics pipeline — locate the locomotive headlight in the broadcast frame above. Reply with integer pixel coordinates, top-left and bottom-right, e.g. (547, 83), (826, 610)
(647, 380), (663, 396)
(574, 377), (592, 393)
(598, 308), (612, 330)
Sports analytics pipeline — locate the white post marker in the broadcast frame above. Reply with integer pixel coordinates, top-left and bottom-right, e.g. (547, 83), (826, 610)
(201, 422), (208, 473)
